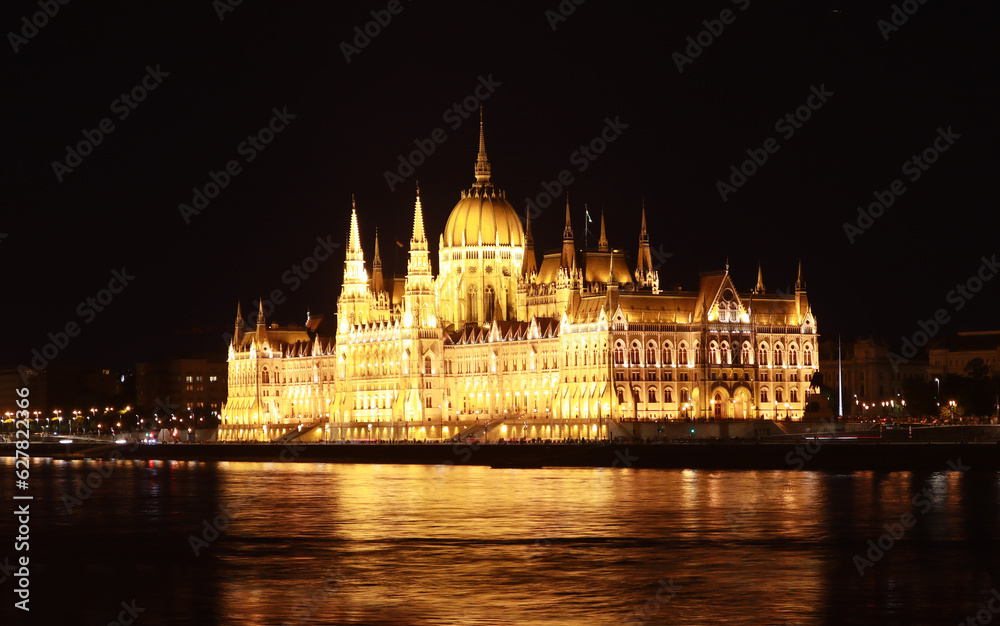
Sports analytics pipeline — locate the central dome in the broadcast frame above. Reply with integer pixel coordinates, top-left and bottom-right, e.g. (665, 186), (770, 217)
(442, 109), (525, 249)
(443, 188), (524, 248)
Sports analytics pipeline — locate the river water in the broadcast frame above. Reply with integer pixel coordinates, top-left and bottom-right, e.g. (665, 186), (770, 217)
(3, 457), (999, 625)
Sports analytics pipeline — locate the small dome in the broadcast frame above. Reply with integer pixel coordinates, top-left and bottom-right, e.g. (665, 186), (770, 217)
(443, 188), (524, 248)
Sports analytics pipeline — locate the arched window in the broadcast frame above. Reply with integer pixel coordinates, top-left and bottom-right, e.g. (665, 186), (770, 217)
(468, 287), (478, 323)
(803, 346), (813, 367)
(709, 342), (719, 365)
(613, 343), (625, 366)
(721, 342), (731, 365)
(425, 356), (433, 375)
(774, 347), (783, 366)
(761, 388), (769, 403)
(694, 342), (701, 365)
(648, 387), (657, 403)
(790, 388), (798, 402)
(741, 343), (750, 365)
(678, 344), (688, 366)
(759, 344), (768, 365)
(616, 387), (625, 403)
(776, 388), (783, 403)
(663, 343), (672, 365)
(665, 388), (673, 402)
(680, 389), (689, 403)
(629, 342), (641, 366)
(484, 286), (495, 321)
(789, 346), (798, 366)
(262, 369), (269, 384)
(646, 342), (657, 366)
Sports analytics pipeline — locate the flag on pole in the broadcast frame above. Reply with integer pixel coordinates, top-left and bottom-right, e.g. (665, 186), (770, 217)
(585, 204), (593, 223)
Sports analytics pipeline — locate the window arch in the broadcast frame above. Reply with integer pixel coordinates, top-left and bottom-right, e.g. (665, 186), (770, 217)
(790, 388), (798, 402)
(646, 342), (657, 366)
(803, 345), (813, 367)
(665, 388), (673, 403)
(789, 345), (798, 366)
(648, 387), (657, 403)
(759, 343), (769, 366)
(741, 342), (750, 365)
(262, 368), (269, 384)
(776, 388), (783, 403)
(629, 342), (641, 366)
(761, 388), (769, 403)
(662, 342), (673, 365)
(721, 341), (731, 365)
(678, 343), (688, 366)
(616, 387), (625, 403)
(613, 342), (625, 366)
(773, 345), (783, 366)
(709, 342), (719, 365)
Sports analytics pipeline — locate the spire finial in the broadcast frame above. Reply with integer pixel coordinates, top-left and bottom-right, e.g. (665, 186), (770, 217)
(754, 261), (765, 294)
(257, 298), (265, 327)
(598, 210), (608, 252)
(473, 107), (491, 186)
(796, 259), (805, 291)
(640, 197), (648, 239)
(563, 193), (573, 239)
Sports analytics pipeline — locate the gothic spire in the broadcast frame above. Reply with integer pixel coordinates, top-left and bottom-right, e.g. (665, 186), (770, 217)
(796, 259), (806, 291)
(598, 210), (609, 252)
(473, 107), (492, 188)
(754, 262), (765, 294)
(347, 195), (364, 262)
(411, 182), (427, 247)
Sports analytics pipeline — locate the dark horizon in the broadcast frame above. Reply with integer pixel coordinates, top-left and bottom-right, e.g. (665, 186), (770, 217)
(4, 1), (998, 371)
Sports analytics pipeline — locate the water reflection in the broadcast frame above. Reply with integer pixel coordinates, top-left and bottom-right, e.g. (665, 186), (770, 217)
(3, 459), (999, 625)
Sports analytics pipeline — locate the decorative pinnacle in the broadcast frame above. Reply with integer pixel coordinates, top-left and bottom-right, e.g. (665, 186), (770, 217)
(474, 106), (492, 186)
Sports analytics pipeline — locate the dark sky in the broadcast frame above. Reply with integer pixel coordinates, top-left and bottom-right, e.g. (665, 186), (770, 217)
(3, 0), (998, 369)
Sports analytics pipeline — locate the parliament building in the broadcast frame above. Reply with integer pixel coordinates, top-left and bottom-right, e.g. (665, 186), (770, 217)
(220, 118), (819, 442)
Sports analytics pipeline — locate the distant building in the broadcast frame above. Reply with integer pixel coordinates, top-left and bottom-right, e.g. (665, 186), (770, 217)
(0, 365), (123, 431)
(136, 359), (227, 417)
(929, 331), (1000, 377)
(221, 116), (821, 441)
(819, 337), (928, 418)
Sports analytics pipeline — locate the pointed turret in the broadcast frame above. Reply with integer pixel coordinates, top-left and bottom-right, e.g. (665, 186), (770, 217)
(371, 229), (385, 294)
(794, 260), (809, 324)
(561, 194), (575, 269)
(473, 107), (492, 189)
(522, 207), (537, 277)
(753, 262), (765, 295)
(795, 259), (806, 291)
(347, 195), (364, 263)
(404, 185), (434, 326)
(255, 298), (266, 342)
(233, 302), (244, 346)
(598, 211), (609, 252)
(636, 199), (653, 282)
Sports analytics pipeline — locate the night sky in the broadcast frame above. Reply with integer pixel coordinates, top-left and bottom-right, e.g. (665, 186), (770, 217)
(3, 1), (998, 370)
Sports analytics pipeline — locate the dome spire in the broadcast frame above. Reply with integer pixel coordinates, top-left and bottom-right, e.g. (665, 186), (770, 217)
(473, 106), (492, 188)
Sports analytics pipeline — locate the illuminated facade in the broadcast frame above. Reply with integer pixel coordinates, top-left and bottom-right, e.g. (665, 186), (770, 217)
(220, 118), (820, 441)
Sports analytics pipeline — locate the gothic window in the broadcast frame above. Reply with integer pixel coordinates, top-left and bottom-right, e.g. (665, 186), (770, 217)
(790, 388), (798, 402)
(426, 395), (433, 408)
(665, 388), (672, 402)
(663, 343), (672, 365)
(484, 286), (496, 321)
(629, 342), (640, 366)
(774, 347), (783, 366)
(741, 343), (750, 365)
(648, 387), (657, 403)
(694, 342), (701, 365)
(425, 356), (433, 375)
(761, 388), (768, 403)
(759, 344), (768, 366)
(680, 389), (689, 403)
(262, 369), (269, 384)
(678, 344), (688, 366)
(721, 342), (731, 364)
(776, 389), (783, 403)
(617, 387), (625, 403)
(709, 342), (719, 365)
(646, 342), (657, 366)
(803, 346), (813, 366)
(789, 346), (798, 366)
(614, 342), (625, 366)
